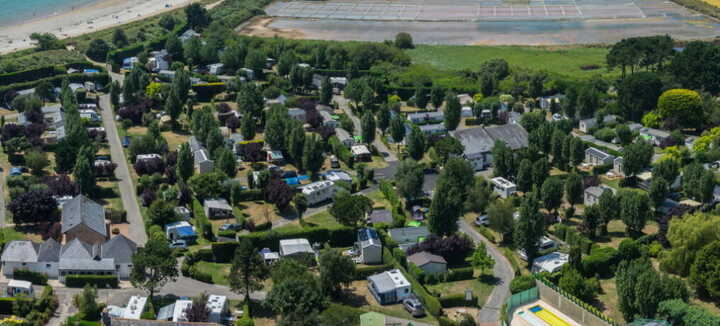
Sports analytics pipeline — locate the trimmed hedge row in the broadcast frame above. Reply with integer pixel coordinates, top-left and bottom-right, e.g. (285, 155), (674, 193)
(64, 274), (119, 288)
(192, 83), (226, 101)
(211, 226), (355, 262)
(446, 267), (474, 282)
(329, 136), (353, 167)
(0, 73), (111, 99)
(237, 189), (264, 202)
(0, 62), (103, 86)
(13, 269), (48, 285)
(355, 264), (393, 280)
(439, 293), (478, 308)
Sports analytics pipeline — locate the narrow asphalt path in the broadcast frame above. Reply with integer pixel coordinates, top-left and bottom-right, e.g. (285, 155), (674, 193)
(458, 220), (514, 323)
(100, 94), (147, 245)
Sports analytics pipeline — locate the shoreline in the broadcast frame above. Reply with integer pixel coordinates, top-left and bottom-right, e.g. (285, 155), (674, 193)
(0, 0), (196, 55)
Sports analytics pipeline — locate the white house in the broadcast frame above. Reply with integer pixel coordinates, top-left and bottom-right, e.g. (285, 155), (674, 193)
(613, 156), (624, 176)
(136, 153), (162, 163)
(319, 110), (339, 128)
(351, 145), (372, 161)
(578, 115), (617, 133)
(419, 123), (446, 136)
(585, 147), (615, 166)
(356, 228), (383, 265)
(279, 238), (315, 258)
(452, 124), (529, 171)
(584, 185), (615, 206)
(301, 181), (336, 206)
(6, 279), (33, 297)
(532, 252), (569, 274)
(323, 170), (353, 183)
(407, 251), (447, 275)
(207, 63), (225, 75)
(367, 269), (412, 305)
(491, 177), (517, 198)
(207, 295), (229, 324)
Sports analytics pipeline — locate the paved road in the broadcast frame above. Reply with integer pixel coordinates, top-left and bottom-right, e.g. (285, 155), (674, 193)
(100, 94), (147, 245)
(458, 220), (513, 323)
(334, 94), (398, 162)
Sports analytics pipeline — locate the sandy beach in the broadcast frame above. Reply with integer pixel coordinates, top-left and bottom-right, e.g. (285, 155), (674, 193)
(0, 0), (197, 54)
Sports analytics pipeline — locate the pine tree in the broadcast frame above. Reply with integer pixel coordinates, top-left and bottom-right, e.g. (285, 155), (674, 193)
(176, 143), (194, 182)
(240, 114), (255, 141)
(320, 76), (333, 105)
(73, 153), (95, 195)
(361, 111), (376, 144)
(443, 92), (461, 131)
(406, 125), (425, 161)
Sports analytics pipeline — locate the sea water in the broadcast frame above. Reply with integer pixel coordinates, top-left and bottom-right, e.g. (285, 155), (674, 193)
(0, 0), (103, 27)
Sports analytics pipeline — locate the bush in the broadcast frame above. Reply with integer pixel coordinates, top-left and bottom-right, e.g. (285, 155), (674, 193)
(236, 189), (263, 202)
(408, 263), (425, 282)
(510, 275), (536, 294)
(218, 230), (237, 238)
(553, 223), (568, 241)
(65, 275), (119, 288)
(13, 269), (48, 285)
(196, 248), (214, 261)
(393, 248), (406, 269)
(439, 293), (477, 308)
(192, 83), (226, 101)
(477, 226), (496, 243)
(582, 246), (619, 277)
(0, 297), (16, 314)
(189, 266), (213, 283)
(446, 267), (474, 282)
(648, 241), (663, 257)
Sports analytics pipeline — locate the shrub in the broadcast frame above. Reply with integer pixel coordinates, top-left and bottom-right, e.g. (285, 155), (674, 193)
(393, 248), (406, 269)
(196, 248), (214, 262)
(446, 267), (474, 282)
(510, 275), (536, 294)
(648, 241), (663, 257)
(439, 293), (477, 308)
(582, 246), (618, 277)
(408, 263), (425, 282)
(0, 297), (16, 314)
(13, 269), (48, 285)
(189, 266), (213, 284)
(553, 223), (568, 241)
(65, 275), (119, 288)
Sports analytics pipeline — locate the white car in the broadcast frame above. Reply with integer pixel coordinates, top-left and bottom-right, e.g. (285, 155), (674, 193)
(475, 215), (490, 226)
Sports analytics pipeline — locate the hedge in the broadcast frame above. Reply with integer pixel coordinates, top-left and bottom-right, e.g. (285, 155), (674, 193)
(329, 136), (352, 166)
(64, 275), (119, 288)
(355, 264), (393, 280)
(0, 62), (103, 86)
(0, 72), (111, 99)
(196, 248), (214, 261)
(0, 297), (16, 314)
(13, 269), (48, 285)
(192, 83), (227, 101)
(237, 189), (264, 202)
(439, 293), (478, 308)
(446, 267), (474, 282)
(582, 246), (618, 277)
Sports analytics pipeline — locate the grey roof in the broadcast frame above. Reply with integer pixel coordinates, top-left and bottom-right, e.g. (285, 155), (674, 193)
(408, 111), (444, 121)
(1, 241), (38, 263)
(101, 235), (137, 264)
(641, 127), (670, 138)
(194, 149), (212, 164)
(188, 136), (203, 152)
(388, 226), (430, 244)
(60, 238), (95, 260)
(157, 304), (175, 320)
(288, 108), (305, 117)
(368, 209), (393, 224)
(37, 238), (61, 262)
(204, 198), (232, 211)
(407, 251), (447, 267)
(452, 124), (528, 156)
(59, 258), (116, 271)
(368, 272), (396, 293)
(279, 238), (314, 256)
(419, 123), (446, 133)
(586, 147), (614, 160)
(61, 195), (107, 237)
(585, 185), (614, 197)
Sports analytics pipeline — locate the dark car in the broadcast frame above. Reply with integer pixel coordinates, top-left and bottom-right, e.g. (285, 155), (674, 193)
(403, 297), (426, 317)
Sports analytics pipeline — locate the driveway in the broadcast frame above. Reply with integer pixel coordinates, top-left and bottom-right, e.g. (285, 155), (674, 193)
(458, 220), (514, 323)
(99, 94), (147, 245)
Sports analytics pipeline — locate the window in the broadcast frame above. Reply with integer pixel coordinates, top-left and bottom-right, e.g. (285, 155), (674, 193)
(404, 289), (409, 293)
(46, 264), (51, 268)
(21, 263), (26, 266)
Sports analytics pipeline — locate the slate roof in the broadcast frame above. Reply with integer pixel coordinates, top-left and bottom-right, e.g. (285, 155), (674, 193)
(37, 238), (61, 262)
(204, 198), (233, 211)
(452, 124), (528, 156)
(61, 195), (107, 237)
(279, 238), (314, 256)
(585, 147), (615, 160)
(101, 235), (137, 264)
(60, 238), (96, 260)
(407, 251), (447, 267)
(1, 241), (39, 263)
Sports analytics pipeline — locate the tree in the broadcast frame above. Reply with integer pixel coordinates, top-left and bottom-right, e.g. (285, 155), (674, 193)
(488, 199), (514, 243)
(444, 92), (462, 131)
(377, 105), (391, 134)
(541, 178), (563, 217)
(428, 179), (463, 236)
(265, 107), (289, 152)
(73, 152), (95, 195)
(7, 190), (58, 224)
(690, 241), (720, 299)
(615, 124), (633, 146)
(165, 34), (183, 61)
(159, 15), (177, 30)
(389, 115), (406, 144)
(558, 268), (597, 302)
(619, 190), (651, 236)
(406, 125), (426, 161)
(229, 238), (269, 302)
(148, 200), (176, 226)
(110, 81), (121, 107)
(394, 159), (424, 202)
(267, 274), (324, 323)
(569, 137), (585, 167)
(287, 125), (306, 170)
(74, 285), (100, 320)
(320, 76), (333, 104)
(582, 205), (601, 238)
(265, 178), (294, 210)
(394, 32), (414, 49)
(240, 114), (256, 141)
(302, 134), (324, 177)
(86, 39), (110, 62)
(360, 111), (376, 144)
(662, 213), (720, 276)
(215, 148), (237, 177)
(657, 89), (703, 129)
(176, 143), (194, 182)
(319, 249), (356, 298)
(221, 42), (247, 73)
(598, 190), (618, 236)
(622, 140), (653, 177)
(492, 141), (514, 178)
(514, 190), (544, 264)
(430, 85), (444, 109)
(185, 3), (210, 30)
(293, 193), (308, 221)
(414, 84), (428, 109)
(184, 293), (210, 322)
(564, 173), (583, 209)
(165, 90), (182, 123)
(244, 50), (266, 77)
(29, 33), (61, 51)
(617, 258), (688, 321)
(330, 192), (373, 226)
(471, 242), (495, 275)
(112, 29), (129, 48)
(649, 177), (670, 208)
(618, 72), (663, 121)
(25, 150), (49, 175)
(131, 237), (178, 301)
(657, 299), (720, 326)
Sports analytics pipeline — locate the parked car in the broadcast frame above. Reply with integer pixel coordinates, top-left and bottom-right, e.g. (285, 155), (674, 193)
(403, 297), (426, 317)
(122, 136), (130, 148)
(475, 215), (489, 226)
(219, 223), (242, 232)
(330, 155), (339, 168)
(9, 167), (22, 176)
(169, 240), (187, 249)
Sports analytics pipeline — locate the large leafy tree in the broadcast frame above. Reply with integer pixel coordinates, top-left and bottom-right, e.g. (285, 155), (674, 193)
(622, 139), (653, 177)
(433, 137), (464, 165)
(492, 140), (514, 178)
(540, 177), (563, 217)
(131, 238), (178, 301)
(406, 125), (426, 161)
(330, 192), (373, 226)
(394, 159), (424, 202)
(657, 89), (703, 129)
(302, 134), (324, 177)
(514, 190), (544, 264)
(185, 3), (210, 30)
(176, 143), (194, 182)
(267, 274), (324, 324)
(516, 159), (533, 193)
(617, 258), (688, 321)
(360, 111), (376, 144)
(471, 242), (495, 275)
(690, 241), (720, 299)
(488, 199), (514, 243)
(319, 249), (356, 298)
(7, 190), (58, 224)
(444, 92), (461, 131)
(229, 238), (269, 302)
(389, 115), (406, 144)
(564, 173), (583, 210)
(661, 213), (720, 276)
(618, 190), (651, 236)
(618, 72), (663, 121)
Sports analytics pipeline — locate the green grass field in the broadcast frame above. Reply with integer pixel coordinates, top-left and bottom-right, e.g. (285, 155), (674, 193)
(407, 45), (616, 79)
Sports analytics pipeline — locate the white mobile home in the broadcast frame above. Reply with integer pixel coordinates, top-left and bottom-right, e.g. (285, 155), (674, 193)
(301, 181), (336, 206)
(491, 177), (517, 198)
(368, 269), (412, 305)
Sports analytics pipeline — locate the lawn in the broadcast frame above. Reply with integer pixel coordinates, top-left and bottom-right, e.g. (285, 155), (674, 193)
(406, 45), (616, 79)
(162, 131), (191, 150)
(597, 278), (624, 323)
(304, 210), (342, 229)
(0, 50), (86, 73)
(426, 276), (495, 307)
(194, 261), (231, 286)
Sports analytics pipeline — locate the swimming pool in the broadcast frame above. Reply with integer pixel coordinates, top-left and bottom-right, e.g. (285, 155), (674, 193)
(517, 310), (548, 326)
(530, 305), (571, 326)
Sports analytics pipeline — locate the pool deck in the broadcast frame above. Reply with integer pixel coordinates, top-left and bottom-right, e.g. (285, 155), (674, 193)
(510, 300), (583, 326)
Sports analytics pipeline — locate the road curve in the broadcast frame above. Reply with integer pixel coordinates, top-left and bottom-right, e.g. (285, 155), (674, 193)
(458, 220), (514, 323)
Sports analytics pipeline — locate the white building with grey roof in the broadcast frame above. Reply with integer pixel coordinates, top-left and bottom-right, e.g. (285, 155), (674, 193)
(189, 136), (214, 174)
(451, 124), (529, 171)
(279, 238), (315, 258)
(61, 195), (107, 245)
(367, 269), (412, 305)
